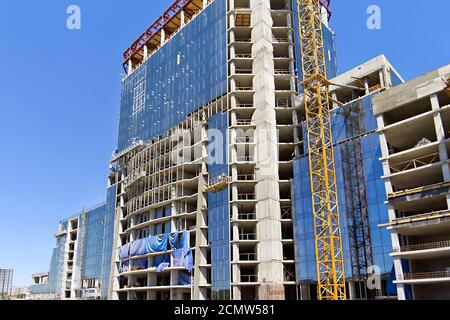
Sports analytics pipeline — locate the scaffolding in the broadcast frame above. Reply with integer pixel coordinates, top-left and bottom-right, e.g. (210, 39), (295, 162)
(73, 210), (88, 298)
(55, 230), (67, 300)
(340, 100), (374, 299)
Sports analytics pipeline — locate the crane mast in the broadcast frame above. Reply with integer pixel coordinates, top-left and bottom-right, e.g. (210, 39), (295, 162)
(297, 0), (346, 300)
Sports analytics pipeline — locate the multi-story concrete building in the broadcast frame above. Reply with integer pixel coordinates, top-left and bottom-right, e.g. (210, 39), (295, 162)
(375, 64), (450, 300)
(106, 0), (404, 301)
(0, 269), (13, 296)
(26, 0), (449, 302)
(293, 55), (404, 300)
(29, 203), (114, 300)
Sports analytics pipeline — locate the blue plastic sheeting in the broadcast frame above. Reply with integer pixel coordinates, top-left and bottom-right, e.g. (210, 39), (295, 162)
(154, 254), (171, 268)
(179, 230), (190, 252)
(169, 232), (179, 249)
(133, 258), (148, 269)
(120, 260), (130, 273)
(173, 249), (185, 268)
(130, 239), (143, 256)
(133, 234), (169, 256)
(156, 263), (170, 273)
(178, 271), (192, 286)
(173, 248), (194, 271)
(118, 242), (131, 260)
(184, 249), (194, 272)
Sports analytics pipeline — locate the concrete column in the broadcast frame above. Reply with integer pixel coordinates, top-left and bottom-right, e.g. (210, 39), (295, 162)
(348, 281), (356, 300)
(431, 94), (445, 141)
(180, 10), (185, 27)
(143, 45), (148, 60)
(446, 192), (450, 210)
(430, 94), (450, 182)
(161, 29), (166, 46)
(128, 60), (133, 76)
(229, 11), (235, 28)
(379, 69), (386, 89)
(230, 44), (236, 59)
(251, 0), (285, 300)
(364, 77), (370, 95)
(229, 0), (235, 10)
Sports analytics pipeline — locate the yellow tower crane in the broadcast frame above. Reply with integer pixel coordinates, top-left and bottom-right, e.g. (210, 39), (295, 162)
(297, 0), (346, 300)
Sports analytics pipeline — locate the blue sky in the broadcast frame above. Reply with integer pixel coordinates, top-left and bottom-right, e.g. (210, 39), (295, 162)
(0, 0), (448, 287)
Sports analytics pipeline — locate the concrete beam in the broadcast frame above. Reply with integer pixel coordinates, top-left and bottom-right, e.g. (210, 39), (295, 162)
(373, 64), (450, 115)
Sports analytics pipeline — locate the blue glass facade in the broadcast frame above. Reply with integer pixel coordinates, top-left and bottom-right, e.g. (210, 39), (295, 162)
(82, 204), (107, 281)
(101, 186), (117, 299)
(390, 69), (403, 87)
(292, 0), (338, 82)
(29, 225), (67, 296)
(207, 112), (231, 300)
(292, 95), (393, 288)
(117, 0), (227, 152)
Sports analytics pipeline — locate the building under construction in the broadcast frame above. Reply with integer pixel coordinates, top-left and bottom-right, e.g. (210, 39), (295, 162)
(375, 65), (450, 300)
(30, 0), (450, 301)
(29, 203), (115, 300)
(105, 0), (405, 300)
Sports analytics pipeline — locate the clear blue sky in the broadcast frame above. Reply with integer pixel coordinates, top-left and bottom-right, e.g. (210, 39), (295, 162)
(0, 0), (448, 287)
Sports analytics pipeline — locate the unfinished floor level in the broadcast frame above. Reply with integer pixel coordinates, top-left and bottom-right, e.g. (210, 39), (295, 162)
(374, 64), (450, 300)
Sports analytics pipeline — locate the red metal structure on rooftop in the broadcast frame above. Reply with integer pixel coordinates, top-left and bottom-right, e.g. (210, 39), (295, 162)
(122, 0), (331, 72)
(123, 0), (200, 71)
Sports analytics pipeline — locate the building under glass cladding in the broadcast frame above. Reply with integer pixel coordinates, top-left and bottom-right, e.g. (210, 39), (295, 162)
(106, 0), (355, 301)
(292, 56), (404, 299)
(29, 204), (113, 300)
(0, 269), (13, 296)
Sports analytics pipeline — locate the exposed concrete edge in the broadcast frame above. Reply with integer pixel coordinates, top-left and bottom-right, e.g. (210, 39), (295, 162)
(373, 64), (450, 115)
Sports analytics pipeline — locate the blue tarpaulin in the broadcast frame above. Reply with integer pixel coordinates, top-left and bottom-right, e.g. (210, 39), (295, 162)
(118, 242), (130, 260)
(173, 249), (185, 268)
(133, 258), (148, 269)
(143, 234), (169, 253)
(169, 232), (179, 249)
(178, 271), (191, 286)
(156, 263), (170, 273)
(172, 248), (194, 272)
(180, 230), (190, 251)
(120, 260), (130, 273)
(130, 239), (143, 257)
(184, 249), (194, 272)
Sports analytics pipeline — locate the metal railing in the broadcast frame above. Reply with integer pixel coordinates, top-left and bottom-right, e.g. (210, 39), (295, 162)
(240, 275), (258, 283)
(238, 213), (257, 220)
(235, 86), (253, 91)
(396, 240), (450, 253)
(237, 193), (256, 200)
(235, 53), (252, 59)
(239, 253), (257, 261)
(236, 119), (254, 125)
(237, 103), (254, 108)
(390, 153), (440, 173)
(236, 156), (255, 162)
(239, 233), (257, 241)
(274, 69), (291, 75)
(402, 271), (450, 281)
(237, 174), (255, 181)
